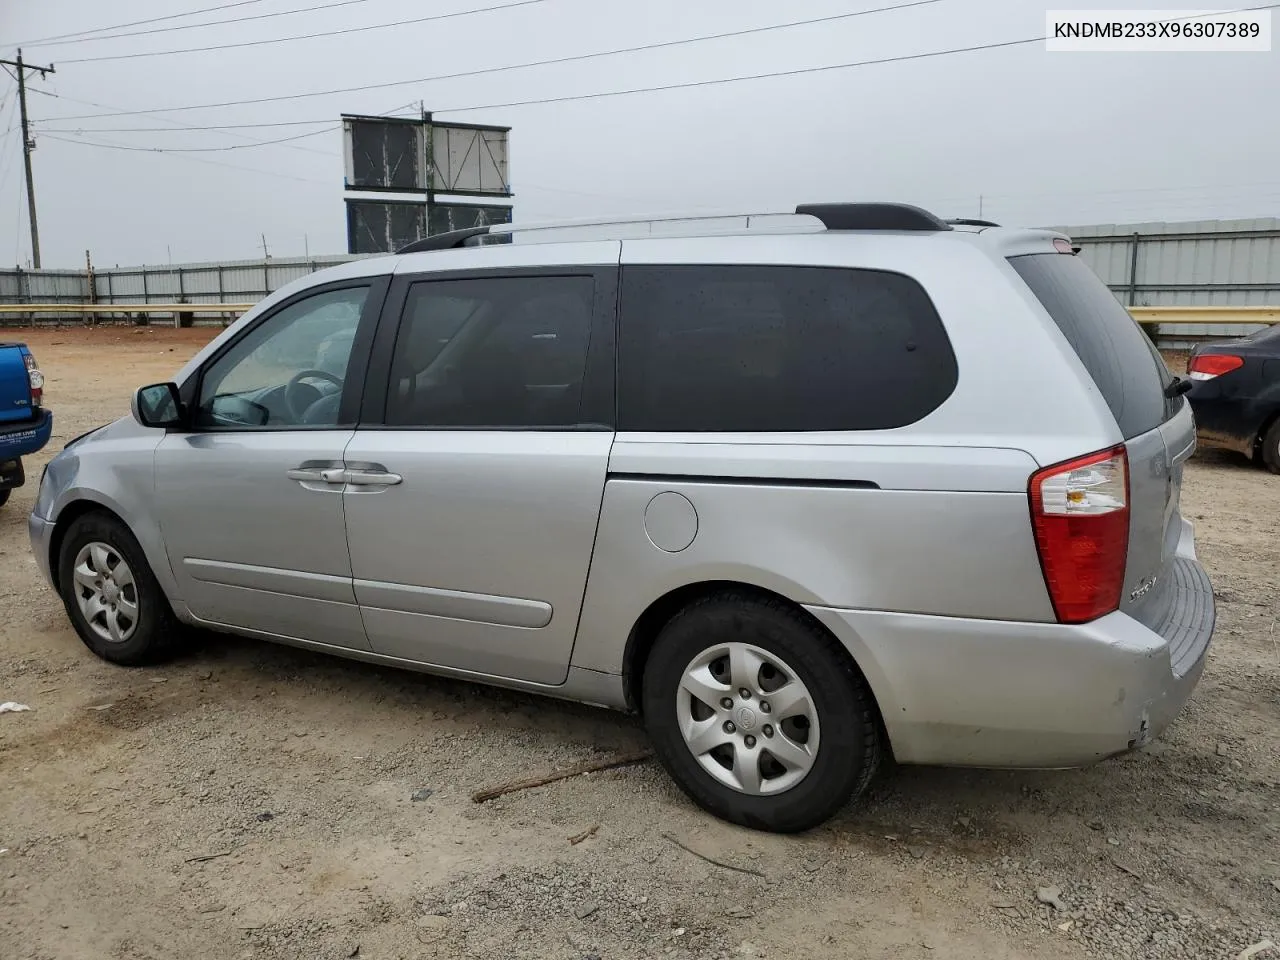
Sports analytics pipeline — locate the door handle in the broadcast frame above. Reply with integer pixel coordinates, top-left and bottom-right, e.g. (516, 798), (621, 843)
(286, 466), (348, 484)
(343, 469), (402, 486)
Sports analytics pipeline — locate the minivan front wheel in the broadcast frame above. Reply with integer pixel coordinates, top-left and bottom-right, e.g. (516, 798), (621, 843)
(57, 512), (181, 665)
(642, 592), (881, 833)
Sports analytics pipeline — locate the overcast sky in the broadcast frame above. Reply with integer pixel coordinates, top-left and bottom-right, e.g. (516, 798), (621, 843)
(1, 0), (1277, 267)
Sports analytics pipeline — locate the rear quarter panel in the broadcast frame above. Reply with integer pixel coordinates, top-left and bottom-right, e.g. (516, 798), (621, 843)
(570, 441), (1055, 682)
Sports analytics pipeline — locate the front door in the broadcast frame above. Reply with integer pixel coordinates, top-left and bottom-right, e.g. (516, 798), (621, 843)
(153, 280), (385, 649)
(342, 251), (619, 685)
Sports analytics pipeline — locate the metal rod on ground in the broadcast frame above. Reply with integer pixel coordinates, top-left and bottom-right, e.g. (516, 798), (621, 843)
(471, 750), (653, 803)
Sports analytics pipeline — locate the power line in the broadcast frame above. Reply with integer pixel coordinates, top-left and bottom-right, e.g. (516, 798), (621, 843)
(40, 132), (330, 184)
(38, 118), (341, 132)
(0, 91), (18, 192)
(42, 126), (338, 152)
(425, 1), (1280, 116)
(46, 0), (1277, 119)
(443, 35), (1046, 114)
(12, 161), (24, 266)
(45, 0), (955, 118)
(10, 0), (274, 47)
(26, 86), (335, 156)
(61, 0), (557, 64)
(38, 94), (419, 186)
(29, 0), (380, 49)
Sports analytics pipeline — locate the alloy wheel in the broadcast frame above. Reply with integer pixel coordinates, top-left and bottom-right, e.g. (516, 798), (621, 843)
(72, 542), (139, 644)
(676, 641), (821, 795)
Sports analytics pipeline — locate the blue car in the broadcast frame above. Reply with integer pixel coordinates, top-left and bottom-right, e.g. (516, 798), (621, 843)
(0, 341), (52, 506)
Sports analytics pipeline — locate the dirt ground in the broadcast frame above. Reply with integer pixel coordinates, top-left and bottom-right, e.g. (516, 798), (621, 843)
(1, 326), (1277, 960)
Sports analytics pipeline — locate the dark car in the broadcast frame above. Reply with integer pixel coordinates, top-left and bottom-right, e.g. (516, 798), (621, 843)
(1186, 323), (1280, 473)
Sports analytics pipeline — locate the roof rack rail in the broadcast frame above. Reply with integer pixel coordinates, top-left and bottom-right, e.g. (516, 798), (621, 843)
(396, 226), (492, 254)
(947, 218), (1000, 228)
(795, 202), (951, 232)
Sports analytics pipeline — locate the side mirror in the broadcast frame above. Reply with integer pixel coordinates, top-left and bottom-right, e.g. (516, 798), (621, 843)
(132, 382), (184, 429)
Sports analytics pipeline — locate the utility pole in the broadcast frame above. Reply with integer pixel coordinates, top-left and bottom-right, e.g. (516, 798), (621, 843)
(1, 50), (56, 268)
(421, 101), (434, 242)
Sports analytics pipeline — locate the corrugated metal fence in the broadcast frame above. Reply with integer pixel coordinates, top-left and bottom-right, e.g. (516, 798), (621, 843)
(0, 254), (363, 322)
(1056, 217), (1280, 341)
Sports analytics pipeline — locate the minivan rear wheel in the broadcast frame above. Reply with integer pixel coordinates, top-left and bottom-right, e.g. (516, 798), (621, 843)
(642, 592), (881, 833)
(57, 511), (182, 665)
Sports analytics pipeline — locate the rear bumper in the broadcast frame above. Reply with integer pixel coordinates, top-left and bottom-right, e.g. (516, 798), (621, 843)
(805, 560), (1214, 768)
(0, 409), (53, 464)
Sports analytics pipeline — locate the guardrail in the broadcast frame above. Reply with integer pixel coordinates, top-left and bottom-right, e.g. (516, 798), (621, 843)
(0, 302), (255, 327)
(1128, 305), (1279, 325)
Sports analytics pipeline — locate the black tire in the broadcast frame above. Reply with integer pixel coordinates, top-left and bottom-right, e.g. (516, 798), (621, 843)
(57, 511), (182, 665)
(641, 591), (881, 833)
(1262, 418), (1280, 475)
(0, 488), (10, 507)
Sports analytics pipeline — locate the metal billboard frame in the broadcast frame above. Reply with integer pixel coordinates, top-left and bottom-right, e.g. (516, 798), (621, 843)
(344, 197), (512, 255)
(341, 114), (512, 197)
(342, 114), (425, 193)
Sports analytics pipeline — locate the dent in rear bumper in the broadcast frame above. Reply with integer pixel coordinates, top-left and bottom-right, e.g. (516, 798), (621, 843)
(805, 565), (1214, 768)
(28, 513), (54, 587)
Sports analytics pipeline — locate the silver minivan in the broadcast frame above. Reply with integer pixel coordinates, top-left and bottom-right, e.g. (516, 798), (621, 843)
(29, 203), (1215, 833)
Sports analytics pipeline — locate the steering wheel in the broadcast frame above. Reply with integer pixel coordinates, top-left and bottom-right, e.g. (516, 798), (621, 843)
(284, 369), (344, 423)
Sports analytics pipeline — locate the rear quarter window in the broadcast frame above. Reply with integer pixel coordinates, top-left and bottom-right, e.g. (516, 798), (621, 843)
(1009, 253), (1179, 438)
(617, 265), (957, 432)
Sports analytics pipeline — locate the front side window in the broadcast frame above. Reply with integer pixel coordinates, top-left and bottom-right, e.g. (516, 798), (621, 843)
(196, 286), (369, 428)
(618, 265), (957, 432)
(385, 275), (594, 428)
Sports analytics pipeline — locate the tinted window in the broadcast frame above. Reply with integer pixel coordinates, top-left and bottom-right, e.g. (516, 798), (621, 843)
(386, 275), (595, 428)
(617, 265), (957, 432)
(1010, 254), (1176, 438)
(197, 286), (368, 428)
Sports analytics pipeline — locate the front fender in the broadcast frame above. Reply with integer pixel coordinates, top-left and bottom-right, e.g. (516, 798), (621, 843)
(36, 419), (180, 603)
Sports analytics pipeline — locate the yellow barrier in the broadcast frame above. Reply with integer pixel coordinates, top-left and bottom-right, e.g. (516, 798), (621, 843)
(1128, 306), (1279, 325)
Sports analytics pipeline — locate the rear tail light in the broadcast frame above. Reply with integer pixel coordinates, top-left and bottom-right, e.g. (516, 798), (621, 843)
(1028, 446), (1129, 624)
(23, 353), (43, 407)
(1187, 353), (1244, 381)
